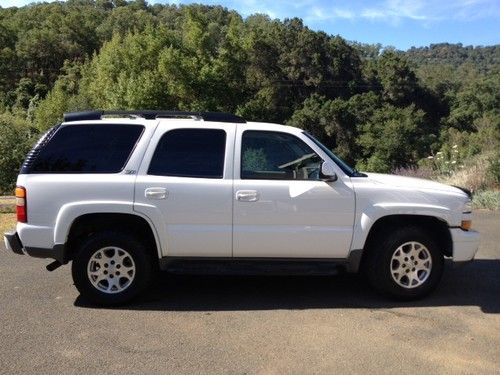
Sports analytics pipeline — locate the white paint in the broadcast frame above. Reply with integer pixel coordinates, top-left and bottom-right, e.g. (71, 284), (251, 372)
(12, 117), (479, 263)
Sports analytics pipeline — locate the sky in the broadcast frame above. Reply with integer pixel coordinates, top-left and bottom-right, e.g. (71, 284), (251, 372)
(2, 0), (499, 49)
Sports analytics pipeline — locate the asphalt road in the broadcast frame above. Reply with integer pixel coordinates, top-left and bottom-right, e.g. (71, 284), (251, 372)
(1, 211), (499, 374)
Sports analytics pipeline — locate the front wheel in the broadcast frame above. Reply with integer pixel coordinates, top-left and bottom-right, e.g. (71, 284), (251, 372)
(72, 231), (154, 306)
(364, 226), (444, 300)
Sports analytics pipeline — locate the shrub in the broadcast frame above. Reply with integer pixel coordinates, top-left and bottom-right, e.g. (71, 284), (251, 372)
(473, 190), (500, 210)
(0, 112), (38, 193)
(436, 152), (495, 192)
(486, 152), (500, 187)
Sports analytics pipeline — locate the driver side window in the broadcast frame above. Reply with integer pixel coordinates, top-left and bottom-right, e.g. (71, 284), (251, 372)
(241, 131), (322, 180)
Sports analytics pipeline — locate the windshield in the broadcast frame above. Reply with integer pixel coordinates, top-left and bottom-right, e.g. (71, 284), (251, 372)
(303, 132), (356, 176)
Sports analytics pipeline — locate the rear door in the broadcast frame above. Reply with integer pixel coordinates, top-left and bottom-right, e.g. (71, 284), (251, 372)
(134, 121), (236, 257)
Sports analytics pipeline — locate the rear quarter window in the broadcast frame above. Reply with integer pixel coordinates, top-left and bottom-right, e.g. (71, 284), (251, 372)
(24, 124), (144, 173)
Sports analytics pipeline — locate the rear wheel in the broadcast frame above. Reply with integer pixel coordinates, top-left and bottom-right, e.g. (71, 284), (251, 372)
(72, 231), (154, 305)
(364, 226), (444, 300)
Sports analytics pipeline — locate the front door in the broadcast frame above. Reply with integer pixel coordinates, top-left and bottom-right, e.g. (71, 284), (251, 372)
(233, 129), (355, 258)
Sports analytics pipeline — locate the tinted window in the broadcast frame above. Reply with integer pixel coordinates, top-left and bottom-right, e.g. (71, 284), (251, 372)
(148, 129), (226, 178)
(241, 131), (322, 180)
(30, 124), (143, 173)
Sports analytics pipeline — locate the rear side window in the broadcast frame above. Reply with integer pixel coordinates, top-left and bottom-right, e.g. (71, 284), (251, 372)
(26, 124), (143, 173)
(148, 129), (226, 178)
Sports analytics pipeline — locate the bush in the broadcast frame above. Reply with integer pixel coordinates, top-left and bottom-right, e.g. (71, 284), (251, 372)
(0, 112), (38, 193)
(473, 190), (500, 210)
(486, 152), (500, 187)
(392, 166), (437, 180)
(436, 151), (497, 192)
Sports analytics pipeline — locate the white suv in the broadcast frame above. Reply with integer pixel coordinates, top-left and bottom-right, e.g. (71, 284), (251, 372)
(4, 110), (479, 305)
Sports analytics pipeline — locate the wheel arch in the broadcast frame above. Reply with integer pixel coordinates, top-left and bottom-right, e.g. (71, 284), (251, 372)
(65, 212), (161, 262)
(361, 214), (453, 260)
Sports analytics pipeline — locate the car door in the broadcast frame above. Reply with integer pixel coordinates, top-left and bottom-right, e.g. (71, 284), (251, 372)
(233, 128), (355, 258)
(134, 121), (235, 257)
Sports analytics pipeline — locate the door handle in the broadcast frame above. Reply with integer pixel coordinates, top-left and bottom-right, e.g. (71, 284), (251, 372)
(145, 187), (168, 199)
(236, 190), (259, 202)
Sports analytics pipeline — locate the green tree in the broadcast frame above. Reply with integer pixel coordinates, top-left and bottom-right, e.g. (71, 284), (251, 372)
(357, 105), (429, 172)
(289, 92), (380, 164)
(0, 112), (38, 193)
(376, 51), (419, 105)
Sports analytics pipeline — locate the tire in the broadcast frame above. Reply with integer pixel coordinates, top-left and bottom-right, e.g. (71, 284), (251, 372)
(72, 231), (154, 306)
(364, 226), (444, 300)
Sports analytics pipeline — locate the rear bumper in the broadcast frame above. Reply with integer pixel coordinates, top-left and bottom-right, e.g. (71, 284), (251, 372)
(4, 231), (66, 263)
(450, 228), (480, 262)
(4, 231), (24, 255)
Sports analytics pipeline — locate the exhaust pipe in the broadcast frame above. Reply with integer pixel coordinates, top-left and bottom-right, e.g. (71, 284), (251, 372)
(46, 260), (63, 272)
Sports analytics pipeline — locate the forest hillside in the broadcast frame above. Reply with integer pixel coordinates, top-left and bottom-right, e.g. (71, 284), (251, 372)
(0, 1), (498, 206)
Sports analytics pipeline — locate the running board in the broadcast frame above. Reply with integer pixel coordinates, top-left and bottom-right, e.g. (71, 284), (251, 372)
(159, 258), (349, 276)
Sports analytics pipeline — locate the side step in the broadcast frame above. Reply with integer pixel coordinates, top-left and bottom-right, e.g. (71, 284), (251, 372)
(159, 258), (347, 276)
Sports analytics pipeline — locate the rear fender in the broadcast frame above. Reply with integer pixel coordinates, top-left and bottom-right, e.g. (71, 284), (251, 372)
(54, 201), (163, 258)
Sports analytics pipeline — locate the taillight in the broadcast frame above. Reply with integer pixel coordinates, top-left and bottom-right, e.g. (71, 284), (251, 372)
(15, 186), (27, 223)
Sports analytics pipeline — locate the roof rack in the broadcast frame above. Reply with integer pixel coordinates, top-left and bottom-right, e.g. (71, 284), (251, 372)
(63, 110), (246, 123)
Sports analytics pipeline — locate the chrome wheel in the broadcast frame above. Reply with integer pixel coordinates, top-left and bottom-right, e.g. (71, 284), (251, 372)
(87, 247), (136, 294)
(390, 241), (432, 289)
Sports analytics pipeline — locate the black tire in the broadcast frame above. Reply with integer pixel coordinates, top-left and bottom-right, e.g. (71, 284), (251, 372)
(364, 226), (444, 300)
(72, 231), (154, 306)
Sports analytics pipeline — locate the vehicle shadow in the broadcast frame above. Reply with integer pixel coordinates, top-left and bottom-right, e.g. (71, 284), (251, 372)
(75, 259), (500, 314)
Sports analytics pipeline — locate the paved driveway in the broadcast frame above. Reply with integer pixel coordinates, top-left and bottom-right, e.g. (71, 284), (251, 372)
(1, 211), (499, 374)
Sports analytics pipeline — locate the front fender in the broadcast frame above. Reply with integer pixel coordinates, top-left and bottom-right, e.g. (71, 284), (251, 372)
(350, 202), (454, 251)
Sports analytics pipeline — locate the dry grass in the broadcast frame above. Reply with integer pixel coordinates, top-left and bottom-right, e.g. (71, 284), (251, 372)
(436, 151), (498, 192)
(473, 190), (500, 210)
(0, 206), (14, 214)
(0, 196), (15, 214)
(0, 213), (16, 234)
(438, 164), (488, 192)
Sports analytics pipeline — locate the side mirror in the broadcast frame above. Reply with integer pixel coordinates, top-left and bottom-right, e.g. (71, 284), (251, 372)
(321, 161), (338, 182)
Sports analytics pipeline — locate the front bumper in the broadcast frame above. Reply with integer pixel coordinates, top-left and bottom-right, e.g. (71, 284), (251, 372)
(450, 228), (480, 262)
(4, 231), (66, 263)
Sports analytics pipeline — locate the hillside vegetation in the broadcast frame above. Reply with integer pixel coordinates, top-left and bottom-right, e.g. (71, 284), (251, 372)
(0, 1), (498, 202)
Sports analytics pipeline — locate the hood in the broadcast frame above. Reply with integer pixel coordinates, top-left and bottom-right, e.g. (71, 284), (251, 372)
(365, 173), (466, 195)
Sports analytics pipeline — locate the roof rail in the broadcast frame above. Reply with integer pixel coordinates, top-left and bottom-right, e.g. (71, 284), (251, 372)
(63, 110), (246, 123)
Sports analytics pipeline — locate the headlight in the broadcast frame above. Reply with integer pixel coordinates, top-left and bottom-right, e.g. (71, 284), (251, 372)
(463, 199), (472, 214)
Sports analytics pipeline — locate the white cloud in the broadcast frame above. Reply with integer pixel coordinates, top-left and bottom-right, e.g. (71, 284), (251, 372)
(289, 0), (499, 27)
(303, 0), (500, 26)
(1, 0), (34, 7)
(306, 6), (354, 22)
(332, 8), (354, 19)
(360, 0), (499, 23)
(361, 0), (432, 23)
